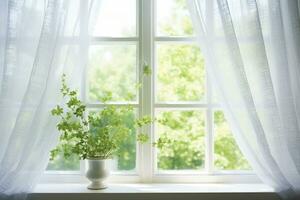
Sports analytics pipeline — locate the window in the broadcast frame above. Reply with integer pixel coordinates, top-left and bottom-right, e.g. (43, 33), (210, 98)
(46, 0), (252, 182)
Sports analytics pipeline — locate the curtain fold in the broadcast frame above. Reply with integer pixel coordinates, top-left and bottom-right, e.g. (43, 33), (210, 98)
(0, 0), (100, 199)
(187, 0), (300, 199)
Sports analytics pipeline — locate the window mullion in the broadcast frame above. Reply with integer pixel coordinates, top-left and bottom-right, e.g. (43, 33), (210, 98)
(138, 0), (154, 182)
(90, 37), (138, 42)
(155, 36), (196, 42)
(204, 0), (215, 175)
(205, 76), (214, 174)
(79, 0), (89, 175)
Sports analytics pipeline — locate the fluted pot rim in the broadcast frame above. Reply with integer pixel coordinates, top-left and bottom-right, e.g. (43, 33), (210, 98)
(86, 158), (112, 161)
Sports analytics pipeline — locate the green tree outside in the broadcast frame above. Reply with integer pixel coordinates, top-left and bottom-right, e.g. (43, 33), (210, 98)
(47, 0), (250, 171)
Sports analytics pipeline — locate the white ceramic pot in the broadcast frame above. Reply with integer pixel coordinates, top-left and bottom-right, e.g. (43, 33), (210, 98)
(86, 159), (110, 190)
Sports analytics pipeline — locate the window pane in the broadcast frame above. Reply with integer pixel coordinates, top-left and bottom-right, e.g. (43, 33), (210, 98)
(156, 0), (194, 36)
(156, 110), (205, 170)
(88, 109), (136, 171)
(91, 0), (136, 37)
(46, 45), (81, 172)
(214, 111), (251, 170)
(47, 153), (80, 171)
(88, 44), (137, 102)
(114, 109), (136, 171)
(156, 44), (205, 102)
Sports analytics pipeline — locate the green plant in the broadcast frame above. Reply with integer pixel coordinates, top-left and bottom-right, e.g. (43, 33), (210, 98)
(49, 0), (250, 171)
(51, 74), (154, 160)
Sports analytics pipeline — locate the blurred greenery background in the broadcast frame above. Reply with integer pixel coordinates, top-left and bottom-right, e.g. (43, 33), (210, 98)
(47, 0), (250, 172)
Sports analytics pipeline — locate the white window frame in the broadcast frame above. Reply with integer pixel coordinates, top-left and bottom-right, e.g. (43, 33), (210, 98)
(42, 0), (259, 184)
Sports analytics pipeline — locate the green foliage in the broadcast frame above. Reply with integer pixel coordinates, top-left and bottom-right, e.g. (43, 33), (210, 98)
(88, 45), (137, 102)
(47, 152), (80, 170)
(135, 116), (153, 127)
(158, 0), (194, 36)
(50, 74), (89, 160)
(49, 0), (251, 171)
(51, 75), (153, 161)
(214, 111), (251, 170)
(143, 62), (152, 76)
(155, 0), (250, 171)
(157, 111), (205, 170)
(137, 133), (149, 144)
(153, 135), (172, 150)
(157, 44), (205, 101)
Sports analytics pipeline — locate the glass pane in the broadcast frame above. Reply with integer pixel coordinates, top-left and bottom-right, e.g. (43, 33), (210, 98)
(88, 109), (136, 171)
(47, 153), (80, 171)
(114, 109), (136, 171)
(156, 44), (205, 102)
(88, 44), (137, 102)
(46, 45), (81, 172)
(91, 0), (136, 37)
(214, 111), (251, 170)
(156, 110), (205, 170)
(156, 0), (194, 36)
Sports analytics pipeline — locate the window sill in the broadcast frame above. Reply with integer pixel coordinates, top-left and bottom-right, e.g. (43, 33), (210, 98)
(29, 183), (279, 200)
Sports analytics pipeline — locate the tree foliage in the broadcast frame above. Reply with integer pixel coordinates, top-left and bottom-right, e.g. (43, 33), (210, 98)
(49, 75), (152, 165)
(48, 0), (250, 171)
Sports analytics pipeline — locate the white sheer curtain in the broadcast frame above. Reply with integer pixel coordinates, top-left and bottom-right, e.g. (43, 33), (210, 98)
(187, 0), (300, 199)
(0, 0), (100, 199)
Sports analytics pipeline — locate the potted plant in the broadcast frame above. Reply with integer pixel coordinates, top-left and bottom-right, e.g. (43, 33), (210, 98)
(50, 74), (153, 189)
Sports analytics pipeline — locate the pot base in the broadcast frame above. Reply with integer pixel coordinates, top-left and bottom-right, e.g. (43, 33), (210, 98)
(87, 182), (107, 190)
(85, 159), (110, 190)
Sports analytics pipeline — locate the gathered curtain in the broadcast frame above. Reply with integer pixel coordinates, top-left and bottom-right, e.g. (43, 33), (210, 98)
(187, 0), (300, 199)
(0, 0), (101, 199)
(1, 0), (300, 199)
